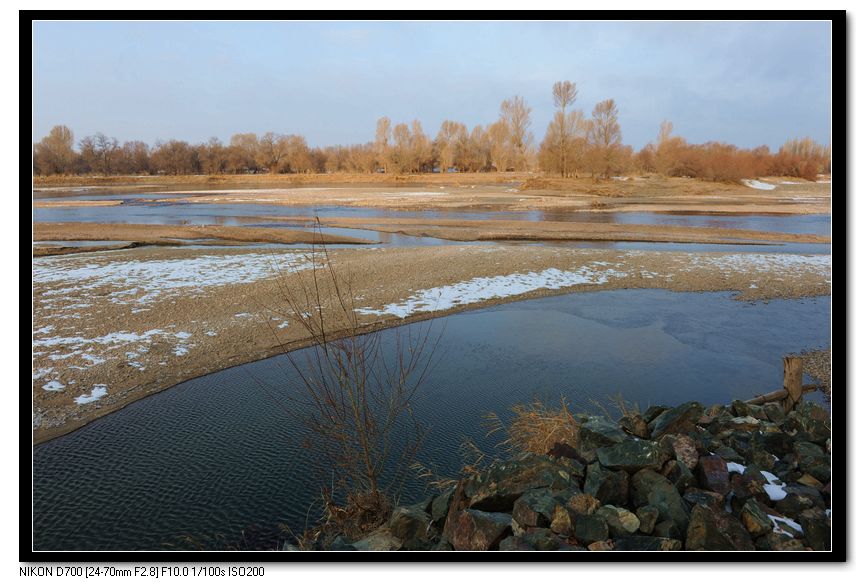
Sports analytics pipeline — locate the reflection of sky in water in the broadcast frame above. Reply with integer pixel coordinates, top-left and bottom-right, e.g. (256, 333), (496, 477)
(33, 290), (830, 551)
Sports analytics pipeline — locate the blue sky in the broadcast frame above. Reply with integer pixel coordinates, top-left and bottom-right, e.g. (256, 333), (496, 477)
(32, 21), (832, 150)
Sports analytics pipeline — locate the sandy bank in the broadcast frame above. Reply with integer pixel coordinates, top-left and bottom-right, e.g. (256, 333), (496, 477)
(33, 222), (375, 249)
(32, 245), (831, 444)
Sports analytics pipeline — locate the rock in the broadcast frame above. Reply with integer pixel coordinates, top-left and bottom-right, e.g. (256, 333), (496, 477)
(785, 402), (830, 444)
(613, 536), (682, 551)
(662, 459), (695, 493)
(682, 488), (727, 512)
(553, 456), (586, 482)
(797, 474), (824, 488)
(793, 441), (831, 483)
(547, 441), (580, 460)
(588, 540), (615, 551)
(352, 527), (403, 551)
(595, 505), (640, 536)
(566, 492), (600, 515)
(499, 536), (534, 551)
(799, 508), (831, 551)
(712, 445), (745, 464)
(636, 505), (659, 534)
(755, 429), (795, 457)
(740, 498), (774, 537)
(763, 532), (807, 551)
(597, 439), (662, 472)
(431, 539), (453, 551)
(618, 412), (649, 439)
(584, 462), (629, 506)
(659, 434), (699, 470)
(685, 505), (755, 551)
(652, 520), (681, 540)
(389, 506), (433, 550)
(643, 405), (670, 424)
(577, 417), (627, 461)
(327, 536), (357, 551)
(750, 448), (778, 472)
(697, 456), (731, 495)
(464, 455), (574, 511)
(511, 488), (560, 529)
(648, 401), (704, 439)
(280, 541), (301, 551)
(571, 514), (609, 544)
(522, 528), (570, 551)
(762, 402), (786, 423)
(730, 467), (769, 500)
(549, 505), (574, 535)
(448, 510), (512, 551)
(774, 484), (825, 519)
(430, 487), (455, 528)
(630, 468), (691, 532)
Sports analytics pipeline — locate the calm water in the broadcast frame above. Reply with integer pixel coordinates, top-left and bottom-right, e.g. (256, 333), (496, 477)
(32, 290), (831, 551)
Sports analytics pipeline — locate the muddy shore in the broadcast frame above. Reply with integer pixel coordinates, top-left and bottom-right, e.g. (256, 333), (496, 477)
(32, 244), (831, 444)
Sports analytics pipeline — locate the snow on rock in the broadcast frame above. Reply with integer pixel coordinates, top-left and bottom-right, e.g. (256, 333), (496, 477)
(768, 514), (803, 538)
(760, 470), (788, 501)
(727, 462), (746, 474)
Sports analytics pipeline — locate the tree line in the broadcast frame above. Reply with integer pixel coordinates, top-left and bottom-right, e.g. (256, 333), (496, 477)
(33, 82), (831, 182)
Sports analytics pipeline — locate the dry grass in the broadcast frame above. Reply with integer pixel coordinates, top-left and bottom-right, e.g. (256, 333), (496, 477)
(487, 397), (581, 456)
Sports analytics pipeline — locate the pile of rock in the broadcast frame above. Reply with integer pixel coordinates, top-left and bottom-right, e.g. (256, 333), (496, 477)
(299, 399), (831, 551)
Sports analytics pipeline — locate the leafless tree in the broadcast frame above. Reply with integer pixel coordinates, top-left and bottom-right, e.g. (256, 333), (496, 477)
(499, 96), (533, 171)
(487, 120), (511, 172)
(374, 117), (392, 173)
(551, 81), (578, 177)
(435, 120), (467, 173)
(33, 125), (76, 175)
(588, 99), (623, 178)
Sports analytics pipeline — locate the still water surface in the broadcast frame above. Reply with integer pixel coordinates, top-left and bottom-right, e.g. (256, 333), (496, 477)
(32, 290), (830, 550)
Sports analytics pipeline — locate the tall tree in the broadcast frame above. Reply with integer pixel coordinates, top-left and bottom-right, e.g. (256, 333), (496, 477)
(499, 96), (533, 171)
(33, 125), (76, 175)
(375, 117), (392, 172)
(588, 99), (622, 178)
(552, 81), (578, 177)
(436, 120), (467, 173)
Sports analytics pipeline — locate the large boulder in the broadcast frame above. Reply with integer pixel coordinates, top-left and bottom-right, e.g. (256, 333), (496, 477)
(388, 506), (433, 550)
(798, 508), (831, 551)
(511, 488), (561, 529)
(636, 505), (660, 534)
(685, 505), (755, 551)
(659, 434), (699, 470)
(595, 505), (640, 536)
(576, 417), (628, 462)
(352, 527), (404, 551)
(630, 468), (691, 532)
(596, 440), (662, 472)
(464, 454), (574, 512)
(739, 498), (774, 537)
(662, 459), (696, 493)
(448, 509), (512, 551)
(696, 456), (731, 495)
(584, 462), (629, 506)
(571, 514), (609, 544)
(648, 401), (704, 439)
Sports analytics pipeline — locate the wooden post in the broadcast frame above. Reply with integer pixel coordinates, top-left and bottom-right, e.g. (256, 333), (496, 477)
(782, 356), (804, 412)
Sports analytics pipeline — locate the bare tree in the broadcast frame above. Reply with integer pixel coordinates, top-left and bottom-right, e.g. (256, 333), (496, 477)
(552, 81), (578, 177)
(409, 120), (432, 173)
(499, 96), (533, 171)
(33, 125), (76, 175)
(257, 132), (289, 173)
(435, 120), (467, 173)
(588, 99), (623, 178)
(267, 228), (440, 544)
(389, 123), (412, 174)
(487, 120), (511, 172)
(374, 117), (392, 173)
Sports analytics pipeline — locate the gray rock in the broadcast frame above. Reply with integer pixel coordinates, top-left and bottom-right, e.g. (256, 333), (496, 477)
(630, 468), (691, 532)
(596, 440), (662, 472)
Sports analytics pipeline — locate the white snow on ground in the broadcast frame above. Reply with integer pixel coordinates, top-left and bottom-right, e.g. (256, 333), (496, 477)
(356, 265), (625, 319)
(33, 252), (312, 305)
(75, 385), (108, 405)
(42, 380), (65, 392)
(727, 462), (746, 474)
(742, 179), (777, 190)
(761, 471), (788, 501)
(33, 329), (166, 348)
(768, 514), (803, 538)
(685, 253), (831, 277)
(32, 367), (54, 380)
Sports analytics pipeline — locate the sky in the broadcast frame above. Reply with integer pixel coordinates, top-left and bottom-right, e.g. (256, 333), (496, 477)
(32, 20), (832, 150)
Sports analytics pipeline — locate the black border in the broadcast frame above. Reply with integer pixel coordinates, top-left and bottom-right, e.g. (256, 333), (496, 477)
(23, 10), (846, 564)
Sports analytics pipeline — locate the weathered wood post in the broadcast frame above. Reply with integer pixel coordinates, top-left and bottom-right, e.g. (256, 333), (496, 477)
(782, 356), (804, 412)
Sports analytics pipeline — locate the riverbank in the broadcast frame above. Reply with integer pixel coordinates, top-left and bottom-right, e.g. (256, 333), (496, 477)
(297, 398), (831, 551)
(32, 244), (831, 444)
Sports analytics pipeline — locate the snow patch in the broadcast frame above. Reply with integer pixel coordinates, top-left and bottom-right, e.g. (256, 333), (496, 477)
(768, 514), (803, 538)
(42, 380), (65, 392)
(356, 265), (623, 319)
(75, 385), (108, 404)
(742, 179), (777, 190)
(727, 462), (746, 474)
